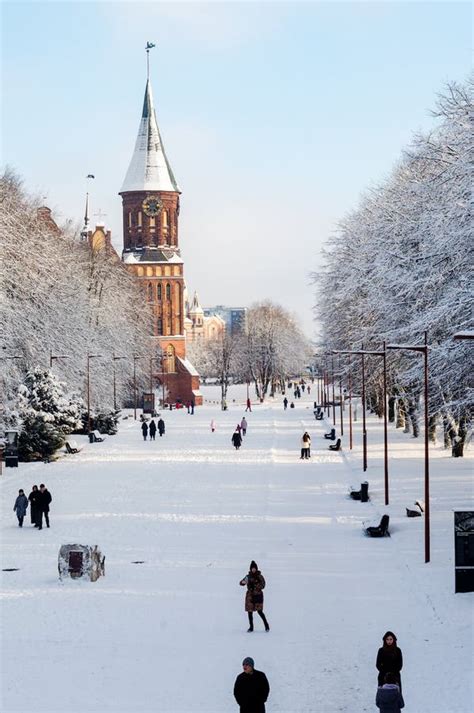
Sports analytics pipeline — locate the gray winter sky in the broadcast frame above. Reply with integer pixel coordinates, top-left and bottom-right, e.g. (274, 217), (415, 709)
(2, 1), (471, 337)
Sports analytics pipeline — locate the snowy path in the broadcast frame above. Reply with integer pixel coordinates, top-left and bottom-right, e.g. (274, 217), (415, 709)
(1, 385), (472, 712)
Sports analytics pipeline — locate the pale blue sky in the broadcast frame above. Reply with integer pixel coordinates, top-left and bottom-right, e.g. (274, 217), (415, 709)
(2, 1), (471, 336)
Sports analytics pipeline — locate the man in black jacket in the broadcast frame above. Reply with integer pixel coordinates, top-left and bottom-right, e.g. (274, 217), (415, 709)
(234, 657), (270, 713)
(37, 484), (52, 530)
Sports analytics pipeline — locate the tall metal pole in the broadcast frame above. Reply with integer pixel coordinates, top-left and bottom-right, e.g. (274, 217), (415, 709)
(133, 358), (137, 421)
(361, 349), (367, 472)
(348, 354), (353, 450)
(424, 331), (430, 563)
(87, 355), (91, 433)
(49, 349), (53, 368)
(113, 357), (117, 412)
(338, 354), (343, 436)
(331, 355), (336, 426)
(383, 342), (389, 505)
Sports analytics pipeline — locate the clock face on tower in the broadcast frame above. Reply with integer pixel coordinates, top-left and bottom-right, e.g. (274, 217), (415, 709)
(142, 195), (163, 216)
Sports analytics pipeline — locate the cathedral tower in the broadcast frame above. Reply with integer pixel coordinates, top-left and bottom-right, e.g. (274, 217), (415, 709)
(119, 66), (201, 405)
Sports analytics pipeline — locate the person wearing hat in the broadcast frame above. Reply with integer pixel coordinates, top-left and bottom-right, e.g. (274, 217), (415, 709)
(239, 561), (270, 632)
(233, 657), (270, 713)
(376, 631), (403, 691)
(376, 671), (405, 712)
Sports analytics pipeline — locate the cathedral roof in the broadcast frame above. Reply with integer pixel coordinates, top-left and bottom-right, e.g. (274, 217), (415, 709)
(189, 291), (204, 314)
(122, 247), (183, 264)
(120, 79), (180, 194)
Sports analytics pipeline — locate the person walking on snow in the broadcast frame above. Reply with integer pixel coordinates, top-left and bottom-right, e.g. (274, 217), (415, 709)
(210, 419), (216, 432)
(241, 417), (248, 436)
(28, 485), (40, 526)
(239, 561), (270, 632)
(234, 657), (270, 713)
(149, 419), (157, 440)
(283, 397), (288, 410)
(232, 430), (242, 450)
(37, 484), (52, 529)
(376, 631), (403, 691)
(141, 421), (148, 441)
(157, 417), (165, 437)
(13, 489), (28, 527)
(376, 672), (405, 712)
(245, 397), (252, 412)
(300, 431), (311, 459)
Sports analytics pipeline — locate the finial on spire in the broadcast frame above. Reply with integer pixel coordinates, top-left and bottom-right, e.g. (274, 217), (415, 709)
(146, 41), (156, 80)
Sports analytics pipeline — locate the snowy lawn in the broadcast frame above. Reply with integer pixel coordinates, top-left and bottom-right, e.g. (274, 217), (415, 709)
(1, 384), (472, 712)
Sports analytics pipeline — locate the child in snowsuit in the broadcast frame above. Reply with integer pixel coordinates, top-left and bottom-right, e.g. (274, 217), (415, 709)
(376, 672), (404, 712)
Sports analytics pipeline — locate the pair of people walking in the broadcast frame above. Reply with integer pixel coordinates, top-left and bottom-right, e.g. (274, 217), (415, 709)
(376, 631), (404, 712)
(22, 484), (52, 529)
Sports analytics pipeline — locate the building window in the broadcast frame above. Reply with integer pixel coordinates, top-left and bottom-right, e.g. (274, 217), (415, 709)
(157, 283), (162, 300)
(156, 318), (163, 335)
(147, 283), (153, 302)
(166, 345), (176, 372)
(128, 212), (132, 228)
(149, 215), (155, 228)
(166, 283), (171, 300)
(138, 211), (142, 227)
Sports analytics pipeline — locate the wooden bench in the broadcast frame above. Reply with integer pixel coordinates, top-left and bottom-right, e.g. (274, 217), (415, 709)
(324, 428), (336, 440)
(328, 438), (341, 451)
(90, 430), (106, 443)
(65, 440), (81, 454)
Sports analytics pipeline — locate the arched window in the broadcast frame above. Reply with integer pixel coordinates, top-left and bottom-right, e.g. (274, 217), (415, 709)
(156, 318), (163, 335)
(166, 283), (171, 300)
(138, 211), (142, 227)
(128, 212), (132, 228)
(147, 283), (153, 302)
(162, 210), (168, 228)
(157, 283), (162, 300)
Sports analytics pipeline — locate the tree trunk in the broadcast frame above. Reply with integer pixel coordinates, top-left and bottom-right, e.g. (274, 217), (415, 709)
(428, 414), (437, 443)
(388, 396), (396, 423)
(452, 415), (469, 457)
(443, 414), (457, 449)
(408, 401), (419, 438)
(396, 398), (407, 430)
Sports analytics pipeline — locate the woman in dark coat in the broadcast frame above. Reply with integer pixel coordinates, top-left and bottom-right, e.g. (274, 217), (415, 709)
(13, 489), (28, 527)
(157, 418), (165, 436)
(376, 631), (403, 690)
(28, 485), (40, 526)
(141, 421), (148, 441)
(239, 561), (270, 632)
(149, 419), (157, 440)
(232, 430), (242, 450)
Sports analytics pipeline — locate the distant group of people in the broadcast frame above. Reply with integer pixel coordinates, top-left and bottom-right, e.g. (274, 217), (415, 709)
(13, 484), (52, 530)
(141, 417), (165, 440)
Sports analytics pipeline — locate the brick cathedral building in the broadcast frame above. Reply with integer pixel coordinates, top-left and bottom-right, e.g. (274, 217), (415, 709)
(120, 75), (202, 405)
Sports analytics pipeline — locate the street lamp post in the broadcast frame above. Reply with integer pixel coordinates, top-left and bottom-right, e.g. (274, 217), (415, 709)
(331, 355), (336, 426)
(336, 345), (389, 501)
(112, 354), (127, 411)
(133, 355), (146, 420)
(387, 332), (431, 563)
(87, 353), (103, 433)
(50, 350), (70, 368)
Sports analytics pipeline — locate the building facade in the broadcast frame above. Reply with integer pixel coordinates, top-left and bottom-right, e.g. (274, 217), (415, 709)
(202, 305), (247, 336)
(119, 77), (201, 405)
(184, 292), (226, 343)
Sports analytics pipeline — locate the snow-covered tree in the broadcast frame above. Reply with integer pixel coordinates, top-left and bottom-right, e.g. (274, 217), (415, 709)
(16, 367), (82, 460)
(313, 78), (473, 454)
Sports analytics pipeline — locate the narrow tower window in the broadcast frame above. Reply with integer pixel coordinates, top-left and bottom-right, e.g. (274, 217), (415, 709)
(157, 283), (162, 300)
(138, 211), (142, 228)
(166, 283), (171, 300)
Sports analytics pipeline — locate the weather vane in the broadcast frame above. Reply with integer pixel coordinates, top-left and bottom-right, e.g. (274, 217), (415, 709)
(146, 41), (156, 80)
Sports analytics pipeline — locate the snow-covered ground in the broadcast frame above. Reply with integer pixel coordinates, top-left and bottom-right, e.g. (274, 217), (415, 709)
(1, 384), (472, 713)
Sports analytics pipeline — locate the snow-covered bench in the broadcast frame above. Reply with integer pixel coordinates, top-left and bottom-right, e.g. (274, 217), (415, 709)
(89, 430), (106, 443)
(65, 440), (81, 454)
(406, 499), (424, 518)
(328, 438), (341, 451)
(364, 514), (390, 538)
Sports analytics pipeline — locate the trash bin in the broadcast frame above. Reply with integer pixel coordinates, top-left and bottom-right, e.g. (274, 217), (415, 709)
(360, 481), (369, 503)
(88, 433), (94, 443)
